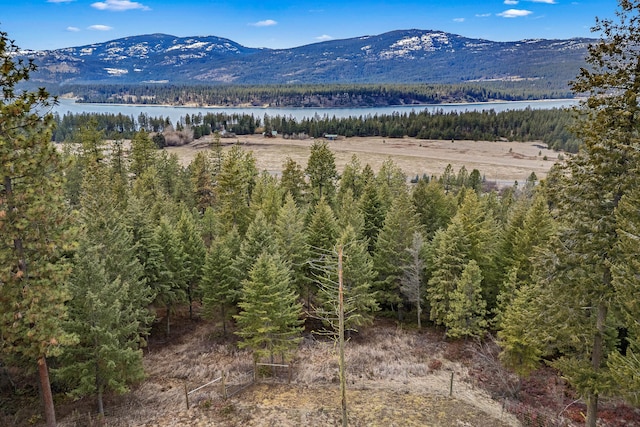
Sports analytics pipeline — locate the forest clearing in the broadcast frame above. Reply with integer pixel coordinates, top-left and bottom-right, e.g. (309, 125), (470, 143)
(52, 315), (638, 427)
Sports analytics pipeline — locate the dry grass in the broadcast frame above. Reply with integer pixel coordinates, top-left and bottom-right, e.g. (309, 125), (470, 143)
(166, 134), (561, 184)
(58, 318), (521, 426)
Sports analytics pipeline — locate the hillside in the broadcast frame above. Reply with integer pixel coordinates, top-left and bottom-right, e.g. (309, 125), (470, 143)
(50, 316), (638, 427)
(21, 29), (592, 88)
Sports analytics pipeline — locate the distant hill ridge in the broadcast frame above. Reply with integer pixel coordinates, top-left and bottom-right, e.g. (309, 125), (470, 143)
(21, 29), (594, 87)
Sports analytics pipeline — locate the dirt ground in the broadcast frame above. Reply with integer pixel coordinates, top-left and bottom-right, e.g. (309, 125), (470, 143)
(47, 314), (640, 427)
(166, 134), (561, 184)
(56, 318), (521, 427)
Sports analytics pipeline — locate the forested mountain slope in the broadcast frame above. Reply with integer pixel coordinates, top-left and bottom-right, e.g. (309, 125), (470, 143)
(22, 29), (591, 88)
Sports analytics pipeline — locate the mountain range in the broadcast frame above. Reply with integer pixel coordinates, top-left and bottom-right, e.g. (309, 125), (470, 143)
(21, 29), (593, 88)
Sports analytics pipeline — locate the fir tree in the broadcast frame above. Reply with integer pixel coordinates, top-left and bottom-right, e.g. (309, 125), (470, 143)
(373, 189), (421, 314)
(305, 140), (338, 203)
(608, 187), (640, 405)
(359, 180), (386, 253)
(176, 207), (207, 320)
(202, 228), (241, 336)
(411, 179), (456, 240)
(235, 252), (303, 362)
(445, 260), (487, 339)
(129, 129), (158, 179)
(216, 145), (257, 235)
(280, 157), (307, 205)
(315, 225), (379, 333)
(427, 220), (470, 326)
(497, 281), (544, 378)
(306, 198), (339, 307)
(151, 217), (188, 336)
(275, 193), (310, 297)
(233, 210), (278, 286)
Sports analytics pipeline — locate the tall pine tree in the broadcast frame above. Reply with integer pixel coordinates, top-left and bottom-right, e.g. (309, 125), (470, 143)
(0, 31), (76, 427)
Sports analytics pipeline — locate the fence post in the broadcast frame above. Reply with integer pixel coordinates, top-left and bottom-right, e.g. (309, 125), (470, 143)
(288, 364), (292, 385)
(449, 372), (454, 397)
(184, 383), (189, 409)
(222, 371), (227, 400)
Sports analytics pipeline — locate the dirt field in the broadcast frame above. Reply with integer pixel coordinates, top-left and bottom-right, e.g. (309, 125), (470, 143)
(166, 134), (561, 185)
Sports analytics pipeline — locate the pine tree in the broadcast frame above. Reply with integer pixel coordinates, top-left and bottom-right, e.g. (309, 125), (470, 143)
(337, 154), (364, 206)
(0, 30), (76, 427)
(250, 171), (283, 222)
(519, 2), (640, 423)
(359, 180), (386, 253)
(335, 188), (366, 236)
(375, 158), (407, 212)
(200, 206), (221, 248)
(495, 189), (556, 319)
(235, 251), (303, 362)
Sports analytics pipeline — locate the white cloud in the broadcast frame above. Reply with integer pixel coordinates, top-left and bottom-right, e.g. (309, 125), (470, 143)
(497, 9), (533, 18)
(315, 34), (333, 41)
(453, 18), (465, 23)
(88, 25), (113, 31)
(91, 0), (150, 11)
(504, 0), (519, 4)
(475, 13), (491, 17)
(529, 0), (557, 3)
(66, 26), (81, 32)
(250, 19), (278, 27)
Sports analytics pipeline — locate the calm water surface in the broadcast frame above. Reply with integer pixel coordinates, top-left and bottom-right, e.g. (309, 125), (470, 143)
(54, 98), (579, 124)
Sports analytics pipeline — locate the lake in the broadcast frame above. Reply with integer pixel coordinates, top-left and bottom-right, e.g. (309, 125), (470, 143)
(53, 98), (579, 125)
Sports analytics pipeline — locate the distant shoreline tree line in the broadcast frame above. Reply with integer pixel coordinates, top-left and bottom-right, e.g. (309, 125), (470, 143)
(52, 106), (581, 152)
(48, 82), (574, 108)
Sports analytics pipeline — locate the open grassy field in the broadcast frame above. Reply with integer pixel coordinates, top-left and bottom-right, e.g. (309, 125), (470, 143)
(166, 134), (562, 185)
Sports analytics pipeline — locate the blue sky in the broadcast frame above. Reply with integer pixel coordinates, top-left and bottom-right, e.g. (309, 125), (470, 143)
(0, 0), (619, 51)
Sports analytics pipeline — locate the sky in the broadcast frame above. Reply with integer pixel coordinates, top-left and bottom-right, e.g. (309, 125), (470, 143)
(0, 0), (621, 51)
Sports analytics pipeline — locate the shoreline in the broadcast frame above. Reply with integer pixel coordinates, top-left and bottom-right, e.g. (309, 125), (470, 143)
(58, 95), (579, 110)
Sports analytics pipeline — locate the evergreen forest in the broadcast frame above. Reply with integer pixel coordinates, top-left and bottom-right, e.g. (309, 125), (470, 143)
(50, 82), (574, 107)
(52, 105), (580, 153)
(3, 2), (640, 426)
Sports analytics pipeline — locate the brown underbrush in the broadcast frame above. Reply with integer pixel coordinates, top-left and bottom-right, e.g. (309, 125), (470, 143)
(5, 313), (639, 426)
